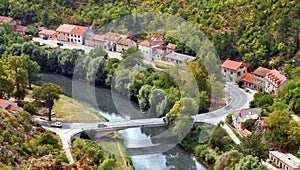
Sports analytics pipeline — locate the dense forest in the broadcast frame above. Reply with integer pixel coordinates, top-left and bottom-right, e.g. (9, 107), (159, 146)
(1, 0), (300, 71)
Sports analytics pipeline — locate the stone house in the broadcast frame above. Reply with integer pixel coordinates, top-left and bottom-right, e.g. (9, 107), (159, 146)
(138, 40), (161, 61)
(0, 16), (17, 26)
(221, 59), (248, 82)
(163, 51), (196, 64)
(103, 32), (126, 52)
(232, 108), (261, 130)
(13, 25), (27, 35)
(265, 68), (288, 94)
(269, 151), (300, 170)
(166, 43), (176, 53)
(241, 72), (254, 89)
(253, 67), (271, 91)
(116, 38), (137, 52)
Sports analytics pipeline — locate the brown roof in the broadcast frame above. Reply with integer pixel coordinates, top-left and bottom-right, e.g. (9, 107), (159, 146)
(167, 43), (176, 50)
(221, 59), (246, 71)
(253, 67), (271, 77)
(118, 38), (134, 46)
(14, 25), (27, 32)
(139, 40), (156, 47)
(0, 16), (14, 23)
(242, 72), (253, 83)
(104, 32), (125, 42)
(241, 129), (252, 137)
(151, 34), (164, 41)
(39, 29), (56, 36)
(93, 34), (105, 41)
(56, 24), (75, 33)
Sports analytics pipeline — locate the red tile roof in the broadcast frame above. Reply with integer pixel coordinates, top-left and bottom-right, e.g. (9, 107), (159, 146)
(0, 16), (14, 23)
(0, 99), (6, 106)
(118, 38), (134, 46)
(221, 59), (247, 71)
(253, 67), (271, 77)
(167, 43), (176, 50)
(39, 29), (57, 36)
(266, 69), (288, 87)
(56, 24), (87, 35)
(70, 26), (87, 35)
(14, 25), (27, 32)
(139, 40), (156, 47)
(6, 105), (23, 112)
(241, 129), (252, 137)
(242, 72), (254, 83)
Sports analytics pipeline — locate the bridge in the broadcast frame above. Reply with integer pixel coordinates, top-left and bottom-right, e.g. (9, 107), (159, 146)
(44, 83), (249, 161)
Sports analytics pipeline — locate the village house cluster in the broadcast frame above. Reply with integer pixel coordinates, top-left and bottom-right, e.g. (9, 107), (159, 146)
(221, 59), (289, 94)
(0, 16), (28, 35)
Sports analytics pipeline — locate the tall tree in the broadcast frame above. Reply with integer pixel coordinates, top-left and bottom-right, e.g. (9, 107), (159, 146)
(33, 83), (62, 121)
(214, 150), (243, 170)
(237, 133), (267, 160)
(234, 155), (267, 170)
(27, 59), (41, 89)
(0, 61), (14, 98)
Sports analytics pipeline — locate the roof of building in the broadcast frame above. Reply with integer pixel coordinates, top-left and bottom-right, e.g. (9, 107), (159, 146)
(269, 151), (300, 169)
(14, 25), (27, 32)
(221, 59), (247, 71)
(138, 40), (157, 47)
(39, 29), (57, 36)
(0, 99), (7, 106)
(232, 108), (261, 123)
(154, 49), (166, 55)
(118, 38), (135, 46)
(151, 34), (164, 41)
(56, 24), (75, 33)
(0, 99), (22, 112)
(165, 51), (196, 62)
(70, 26), (87, 35)
(253, 67), (271, 77)
(93, 34), (105, 41)
(242, 72), (254, 83)
(0, 16), (14, 23)
(266, 69), (288, 87)
(241, 129), (252, 137)
(104, 32), (126, 42)
(167, 43), (176, 50)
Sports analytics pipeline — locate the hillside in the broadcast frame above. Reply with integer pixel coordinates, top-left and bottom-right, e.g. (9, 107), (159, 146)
(1, 0), (300, 71)
(0, 109), (69, 169)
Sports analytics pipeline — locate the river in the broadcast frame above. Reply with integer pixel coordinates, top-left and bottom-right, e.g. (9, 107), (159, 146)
(42, 73), (206, 170)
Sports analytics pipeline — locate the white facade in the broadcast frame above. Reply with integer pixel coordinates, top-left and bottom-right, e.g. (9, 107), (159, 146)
(70, 34), (84, 45)
(138, 45), (160, 61)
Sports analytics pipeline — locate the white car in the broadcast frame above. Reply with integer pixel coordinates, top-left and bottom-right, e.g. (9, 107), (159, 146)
(51, 122), (62, 128)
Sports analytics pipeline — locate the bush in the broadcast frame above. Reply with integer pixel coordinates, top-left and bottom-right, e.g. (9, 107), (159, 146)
(23, 103), (38, 115)
(227, 113), (233, 124)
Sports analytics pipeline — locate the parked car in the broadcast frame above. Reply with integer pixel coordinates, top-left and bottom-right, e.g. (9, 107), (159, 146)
(57, 42), (63, 46)
(51, 122), (62, 128)
(97, 123), (107, 128)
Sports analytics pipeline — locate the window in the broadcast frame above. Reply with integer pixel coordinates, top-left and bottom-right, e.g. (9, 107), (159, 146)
(237, 72), (241, 76)
(78, 40), (80, 42)
(231, 71), (233, 74)
(224, 70), (227, 72)
(243, 70), (246, 73)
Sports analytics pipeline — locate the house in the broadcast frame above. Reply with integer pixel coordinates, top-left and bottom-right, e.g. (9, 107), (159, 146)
(232, 108), (261, 130)
(221, 59), (248, 82)
(0, 16), (17, 26)
(269, 151), (300, 170)
(151, 34), (164, 45)
(253, 67), (271, 90)
(265, 68), (288, 94)
(241, 72), (254, 89)
(153, 49), (166, 61)
(103, 32), (127, 51)
(38, 30), (57, 39)
(93, 34), (106, 48)
(163, 51), (196, 64)
(56, 24), (87, 45)
(166, 43), (176, 53)
(116, 38), (137, 52)
(14, 25), (27, 35)
(0, 99), (23, 113)
(138, 40), (161, 61)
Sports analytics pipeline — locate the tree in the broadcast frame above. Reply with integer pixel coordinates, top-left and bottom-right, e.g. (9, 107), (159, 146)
(209, 124), (233, 152)
(234, 155), (267, 170)
(0, 61), (14, 98)
(27, 59), (41, 89)
(99, 158), (116, 170)
(33, 83), (62, 121)
(37, 131), (59, 148)
(138, 85), (152, 111)
(237, 133), (267, 160)
(214, 150), (243, 170)
(266, 110), (291, 130)
(250, 91), (274, 109)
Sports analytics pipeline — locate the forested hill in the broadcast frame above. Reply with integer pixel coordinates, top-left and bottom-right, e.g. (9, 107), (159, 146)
(1, 0), (300, 71)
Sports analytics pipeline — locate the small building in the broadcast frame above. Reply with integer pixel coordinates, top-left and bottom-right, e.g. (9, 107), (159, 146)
(221, 59), (248, 82)
(0, 16), (17, 26)
(14, 25), (27, 35)
(163, 51), (196, 64)
(103, 32), (126, 52)
(151, 34), (164, 45)
(56, 24), (87, 45)
(0, 99), (23, 113)
(138, 40), (161, 61)
(253, 67), (271, 91)
(116, 38), (137, 52)
(269, 151), (300, 170)
(241, 72), (254, 89)
(153, 49), (166, 61)
(241, 129), (252, 137)
(232, 108), (261, 130)
(166, 43), (176, 53)
(38, 30), (57, 39)
(93, 34), (106, 48)
(265, 68), (288, 94)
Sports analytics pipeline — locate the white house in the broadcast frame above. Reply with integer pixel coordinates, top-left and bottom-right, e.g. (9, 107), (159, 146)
(138, 40), (161, 61)
(269, 151), (300, 170)
(221, 59), (248, 82)
(265, 68), (288, 94)
(56, 24), (87, 45)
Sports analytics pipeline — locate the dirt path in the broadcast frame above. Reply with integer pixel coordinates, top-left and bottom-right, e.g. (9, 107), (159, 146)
(115, 135), (129, 170)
